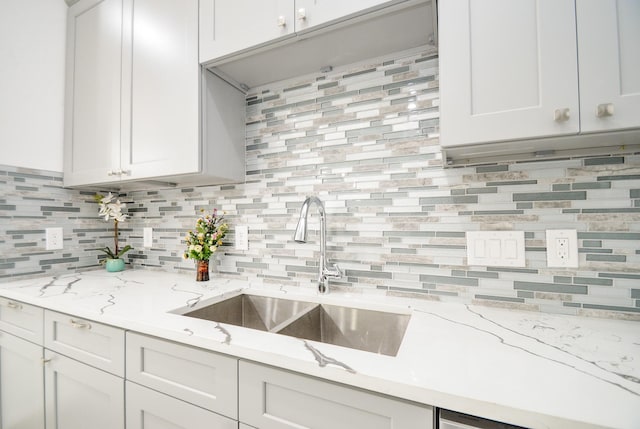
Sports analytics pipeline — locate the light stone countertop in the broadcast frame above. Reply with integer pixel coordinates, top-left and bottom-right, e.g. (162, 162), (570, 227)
(0, 269), (638, 429)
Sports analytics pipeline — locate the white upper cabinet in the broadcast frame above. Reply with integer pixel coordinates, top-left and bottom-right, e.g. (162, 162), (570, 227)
(123, 0), (200, 181)
(439, 0), (579, 147)
(199, 0), (295, 62)
(199, 0), (418, 65)
(439, 0), (640, 157)
(577, 0), (640, 133)
(64, 0), (123, 186)
(65, 0), (245, 189)
(294, 0), (398, 31)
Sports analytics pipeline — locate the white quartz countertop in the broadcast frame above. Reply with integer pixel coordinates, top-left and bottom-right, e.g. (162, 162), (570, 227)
(1, 269), (638, 429)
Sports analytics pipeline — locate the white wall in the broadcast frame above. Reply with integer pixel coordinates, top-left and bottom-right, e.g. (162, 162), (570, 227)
(0, 0), (67, 172)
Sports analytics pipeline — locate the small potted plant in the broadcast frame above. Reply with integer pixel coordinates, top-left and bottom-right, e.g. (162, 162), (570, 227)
(183, 208), (228, 281)
(95, 193), (133, 272)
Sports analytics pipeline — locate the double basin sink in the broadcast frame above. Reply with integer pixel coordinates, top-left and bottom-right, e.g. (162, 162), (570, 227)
(178, 292), (411, 357)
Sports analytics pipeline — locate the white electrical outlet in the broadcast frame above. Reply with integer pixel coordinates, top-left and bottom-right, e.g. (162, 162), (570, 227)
(546, 230), (579, 268)
(45, 227), (64, 250)
(143, 227), (153, 248)
(235, 225), (249, 251)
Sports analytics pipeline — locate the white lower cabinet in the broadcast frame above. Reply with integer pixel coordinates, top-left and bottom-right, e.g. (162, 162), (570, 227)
(126, 381), (237, 429)
(0, 331), (45, 429)
(239, 360), (433, 429)
(44, 350), (125, 429)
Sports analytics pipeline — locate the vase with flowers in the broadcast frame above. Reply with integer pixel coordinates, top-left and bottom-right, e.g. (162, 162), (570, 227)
(183, 208), (228, 281)
(95, 193), (133, 272)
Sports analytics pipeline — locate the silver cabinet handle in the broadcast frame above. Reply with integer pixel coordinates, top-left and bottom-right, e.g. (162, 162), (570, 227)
(69, 319), (92, 330)
(554, 108), (570, 122)
(277, 16), (286, 27)
(7, 301), (22, 310)
(596, 103), (614, 117)
(297, 8), (306, 20)
(107, 169), (130, 176)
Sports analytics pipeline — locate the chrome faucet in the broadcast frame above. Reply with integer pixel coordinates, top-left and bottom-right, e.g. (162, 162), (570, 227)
(294, 196), (342, 294)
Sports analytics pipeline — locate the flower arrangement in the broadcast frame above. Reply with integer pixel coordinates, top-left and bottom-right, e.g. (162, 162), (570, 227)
(183, 208), (228, 261)
(94, 193), (132, 261)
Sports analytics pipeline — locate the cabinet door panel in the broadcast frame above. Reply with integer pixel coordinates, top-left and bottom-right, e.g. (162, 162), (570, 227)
(439, 0), (579, 147)
(239, 361), (432, 429)
(0, 332), (44, 429)
(44, 350), (124, 429)
(123, 0), (200, 180)
(577, 0), (640, 132)
(64, 0), (122, 186)
(126, 382), (237, 429)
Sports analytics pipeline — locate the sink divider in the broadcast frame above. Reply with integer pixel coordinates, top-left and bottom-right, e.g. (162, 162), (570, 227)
(268, 304), (321, 334)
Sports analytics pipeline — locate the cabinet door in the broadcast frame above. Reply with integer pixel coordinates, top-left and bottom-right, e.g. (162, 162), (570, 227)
(126, 382), (237, 429)
(439, 0), (579, 147)
(200, 0), (294, 63)
(0, 332), (45, 429)
(239, 361), (432, 429)
(44, 350), (124, 429)
(295, 0), (400, 32)
(64, 0), (123, 186)
(121, 0), (201, 181)
(577, 0), (640, 132)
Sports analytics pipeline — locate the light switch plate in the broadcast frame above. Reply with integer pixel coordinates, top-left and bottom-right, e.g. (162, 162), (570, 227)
(546, 229), (579, 268)
(46, 227), (64, 250)
(143, 227), (153, 248)
(235, 225), (248, 251)
(466, 231), (525, 267)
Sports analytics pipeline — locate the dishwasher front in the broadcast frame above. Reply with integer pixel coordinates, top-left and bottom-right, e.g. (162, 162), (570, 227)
(439, 409), (527, 429)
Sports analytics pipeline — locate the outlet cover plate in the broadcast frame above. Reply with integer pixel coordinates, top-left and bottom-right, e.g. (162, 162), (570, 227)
(143, 228), (153, 248)
(546, 229), (579, 268)
(235, 225), (248, 251)
(46, 227), (64, 250)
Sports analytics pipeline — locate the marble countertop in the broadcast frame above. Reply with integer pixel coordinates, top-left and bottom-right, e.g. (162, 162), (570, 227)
(0, 269), (638, 429)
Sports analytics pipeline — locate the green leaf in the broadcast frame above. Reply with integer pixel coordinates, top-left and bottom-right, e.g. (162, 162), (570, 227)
(116, 245), (133, 258)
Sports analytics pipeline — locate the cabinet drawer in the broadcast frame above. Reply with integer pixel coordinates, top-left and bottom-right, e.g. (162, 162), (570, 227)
(126, 381), (237, 429)
(0, 298), (43, 344)
(239, 360), (433, 429)
(44, 310), (125, 376)
(126, 332), (238, 420)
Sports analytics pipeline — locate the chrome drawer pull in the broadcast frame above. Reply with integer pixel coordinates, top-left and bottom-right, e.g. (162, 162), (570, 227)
(69, 319), (92, 330)
(7, 301), (22, 310)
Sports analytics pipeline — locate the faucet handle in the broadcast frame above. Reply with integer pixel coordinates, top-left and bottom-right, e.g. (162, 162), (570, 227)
(324, 263), (342, 279)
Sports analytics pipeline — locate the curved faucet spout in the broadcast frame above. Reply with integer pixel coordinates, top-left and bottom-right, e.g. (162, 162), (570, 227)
(293, 196), (341, 294)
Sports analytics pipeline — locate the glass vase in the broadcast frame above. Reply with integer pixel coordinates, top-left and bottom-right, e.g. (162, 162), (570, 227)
(196, 259), (209, 281)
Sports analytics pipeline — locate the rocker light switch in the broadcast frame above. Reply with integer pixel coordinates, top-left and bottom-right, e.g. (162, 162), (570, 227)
(466, 231), (526, 267)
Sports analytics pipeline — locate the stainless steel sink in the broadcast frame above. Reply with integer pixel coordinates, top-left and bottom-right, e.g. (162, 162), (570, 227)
(278, 303), (410, 356)
(183, 294), (316, 332)
(180, 293), (411, 356)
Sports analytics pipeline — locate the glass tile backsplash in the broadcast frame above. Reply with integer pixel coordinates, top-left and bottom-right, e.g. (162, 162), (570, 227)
(1, 48), (638, 320)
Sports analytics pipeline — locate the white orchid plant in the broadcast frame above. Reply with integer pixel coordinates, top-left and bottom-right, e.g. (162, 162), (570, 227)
(94, 193), (132, 261)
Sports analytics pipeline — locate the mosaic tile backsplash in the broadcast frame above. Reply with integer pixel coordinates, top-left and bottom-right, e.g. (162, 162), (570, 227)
(1, 48), (639, 320)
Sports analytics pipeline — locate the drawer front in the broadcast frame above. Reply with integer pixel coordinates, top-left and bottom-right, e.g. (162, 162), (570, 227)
(126, 332), (238, 420)
(0, 298), (44, 344)
(126, 381), (237, 429)
(44, 310), (125, 376)
(239, 361), (433, 429)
